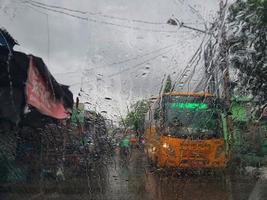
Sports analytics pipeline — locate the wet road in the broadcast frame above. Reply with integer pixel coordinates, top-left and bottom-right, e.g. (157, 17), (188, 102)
(2, 149), (261, 200)
(96, 149), (256, 200)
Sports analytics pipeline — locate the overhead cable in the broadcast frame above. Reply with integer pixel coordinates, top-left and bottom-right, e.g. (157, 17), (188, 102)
(108, 48), (174, 78)
(24, 0), (87, 14)
(23, 2), (177, 33)
(69, 47), (174, 86)
(171, 33), (208, 91)
(23, 2), (88, 20)
(75, 43), (178, 78)
(23, 0), (170, 26)
(87, 12), (165, 25)
(108, 43), (178, 66)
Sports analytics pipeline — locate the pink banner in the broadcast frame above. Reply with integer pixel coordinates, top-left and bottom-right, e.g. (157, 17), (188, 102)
(26, 56), (69, 119)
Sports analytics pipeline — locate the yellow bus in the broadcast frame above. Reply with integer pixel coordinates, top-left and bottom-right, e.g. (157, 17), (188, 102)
(144, 92), (227, 169)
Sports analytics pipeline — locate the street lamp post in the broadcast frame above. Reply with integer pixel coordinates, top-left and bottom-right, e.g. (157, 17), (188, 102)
(167, 18), (208, 34)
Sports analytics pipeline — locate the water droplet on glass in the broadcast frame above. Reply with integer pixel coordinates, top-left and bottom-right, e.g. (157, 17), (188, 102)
(145, 63), (151, 69)
(161, 55), (168, 62)
(136, 35), (144, 40)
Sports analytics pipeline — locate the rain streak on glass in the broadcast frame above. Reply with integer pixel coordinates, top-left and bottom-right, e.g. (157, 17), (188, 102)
(0, 0), (267, 200)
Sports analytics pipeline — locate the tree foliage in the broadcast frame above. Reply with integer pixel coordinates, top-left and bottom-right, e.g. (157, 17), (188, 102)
(122, 100), (149, 132)
(164, 75), (172, 93)
(227, 0), (267, 104)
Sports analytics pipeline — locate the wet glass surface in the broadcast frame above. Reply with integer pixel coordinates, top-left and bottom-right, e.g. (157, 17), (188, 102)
(0, 0), (267, 199)
(0, 149), (260, 200)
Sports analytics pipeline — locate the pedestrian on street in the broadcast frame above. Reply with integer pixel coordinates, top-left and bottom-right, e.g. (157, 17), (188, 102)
(119, 135), (131, 162)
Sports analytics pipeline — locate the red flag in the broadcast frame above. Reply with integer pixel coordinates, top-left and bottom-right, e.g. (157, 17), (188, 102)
(26, 56), (69, 119)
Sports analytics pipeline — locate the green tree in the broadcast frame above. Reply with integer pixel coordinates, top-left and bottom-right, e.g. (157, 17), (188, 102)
(227, 0), (267, 105)
(123, 100), (150, 132)
(164, 75), (172, 93)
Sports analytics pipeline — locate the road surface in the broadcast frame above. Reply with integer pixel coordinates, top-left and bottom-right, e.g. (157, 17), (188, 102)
(1, 148), (261, 200)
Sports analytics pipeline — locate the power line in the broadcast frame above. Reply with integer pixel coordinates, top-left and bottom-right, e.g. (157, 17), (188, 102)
(87, 18), (177, 33)
(108, 43), (178, 66)
(51, 43), (178, 78)
(108, 48), (174, 78)
(27, 0), (204, 29)
(23, 2), (88, 20)
(24, 0), (169, 26)
(171, 33), (208, 91)
(87, 12), (165, 25)
(26, 4), (47, 15)
(69, 48), (173, 86)
(23, 2), (177, 33)
(24, 0), (87, 14)
(68, 43), (178, 86)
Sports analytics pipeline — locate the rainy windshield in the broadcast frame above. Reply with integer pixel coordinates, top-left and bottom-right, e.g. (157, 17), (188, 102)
(163, 96), (223, 138)
(1, 0), (267, 199)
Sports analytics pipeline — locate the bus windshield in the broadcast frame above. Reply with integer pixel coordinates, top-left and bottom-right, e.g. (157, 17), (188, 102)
(163, 95), (222, 138)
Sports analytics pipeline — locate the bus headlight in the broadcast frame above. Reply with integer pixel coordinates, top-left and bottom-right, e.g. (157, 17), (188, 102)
(162, 143), (169, 149)
(215, 145), (224, 159)
(162, 143), (175, 156)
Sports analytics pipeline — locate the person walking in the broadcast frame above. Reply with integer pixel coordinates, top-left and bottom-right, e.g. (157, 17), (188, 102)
(119, 135), (131, 164)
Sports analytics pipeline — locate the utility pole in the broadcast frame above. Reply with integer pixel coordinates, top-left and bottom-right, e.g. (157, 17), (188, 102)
(218, 0), (233, 158)
(218, 2), (234, 200)
(168, 2), (234, 155)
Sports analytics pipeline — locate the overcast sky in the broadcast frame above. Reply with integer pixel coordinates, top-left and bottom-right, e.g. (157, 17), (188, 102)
(0, 0), (220, 118)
